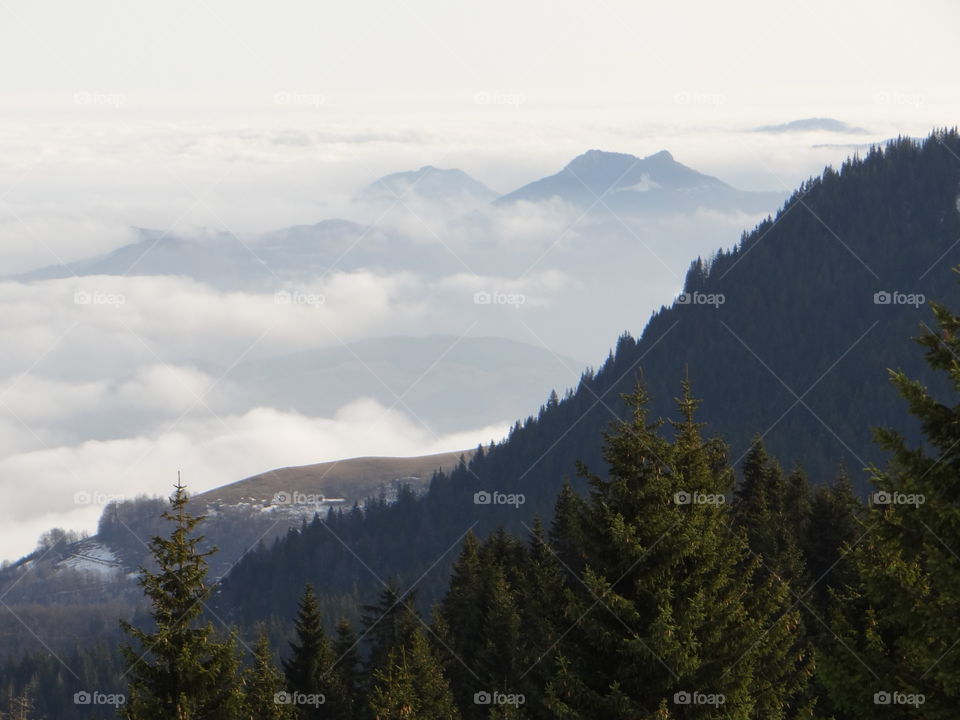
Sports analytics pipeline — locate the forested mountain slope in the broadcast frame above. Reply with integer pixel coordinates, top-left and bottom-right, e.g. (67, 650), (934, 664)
(218, 131), (960, 626)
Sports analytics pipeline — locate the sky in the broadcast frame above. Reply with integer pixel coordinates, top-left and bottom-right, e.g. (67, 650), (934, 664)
(0, 0), (958, 561)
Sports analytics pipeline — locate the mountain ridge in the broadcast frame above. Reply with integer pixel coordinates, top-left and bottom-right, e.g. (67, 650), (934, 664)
(496, 148), (784, 214)
(216, 130), (960, 627)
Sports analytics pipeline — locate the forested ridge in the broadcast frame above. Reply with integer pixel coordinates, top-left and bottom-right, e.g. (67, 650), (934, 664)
(4, 131), (960, 718)
(219, 130), (960, 626)
(7, 296), (958, 717)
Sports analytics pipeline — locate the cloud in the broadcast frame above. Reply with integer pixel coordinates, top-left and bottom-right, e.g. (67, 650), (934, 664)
(0, 111), (937, 568)
(0, 215), (137, 275)
(0, 272), (420, 378)
(439, 269), (574, 308)
(0, 265), (576, 562)
(0, 399), (509, 562)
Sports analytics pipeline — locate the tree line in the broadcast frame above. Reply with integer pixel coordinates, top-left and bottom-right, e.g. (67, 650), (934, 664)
(6, 284), (960, 718)
(218, 129), (960, 631)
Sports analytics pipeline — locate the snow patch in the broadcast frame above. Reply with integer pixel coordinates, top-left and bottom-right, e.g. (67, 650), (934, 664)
(55, 541), (122, 578)
(618, 174), (661, 193)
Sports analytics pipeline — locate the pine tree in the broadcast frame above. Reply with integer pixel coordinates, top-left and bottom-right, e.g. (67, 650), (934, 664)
(547, 381), (808, 719)
(517, 518), (566, 720)
(369, 630), (460, 720)
(120, 481), (242, 720)
(475, 565), (523, 696)
(331, 618), (364, 720)
(735, 437), (782, 556)
(242, 633), (294, 720)
(437, 533), (485, 717)
(369, 654), (416, 720)
(283, 585), (347, 720)
(732, 439), (815, 719)
(4, 679), (39, 720)
(822, 294), (960, 718)
(361, 581), (421, 675)
(439, 532), (483, 659)
(803, 470), (862, 613)
(548, 480), (587, 579)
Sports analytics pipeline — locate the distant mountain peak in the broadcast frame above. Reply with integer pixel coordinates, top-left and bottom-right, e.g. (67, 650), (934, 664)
(753, 117), (869, 134)
(495, 147), (786, 213)
(566, 148), (675, 169)
(355, 165), (498, 210)
(570, 148), (630, 161)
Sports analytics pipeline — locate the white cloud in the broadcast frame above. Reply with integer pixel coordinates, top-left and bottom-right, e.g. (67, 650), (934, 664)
(439, 269), (574, 308)
(0, 215), (137, 275)
(0, 399), (509, 562)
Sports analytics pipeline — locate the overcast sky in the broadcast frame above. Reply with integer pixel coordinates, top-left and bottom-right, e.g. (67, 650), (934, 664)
(1, 0), (956, 234)
(2, 0), (956, 106)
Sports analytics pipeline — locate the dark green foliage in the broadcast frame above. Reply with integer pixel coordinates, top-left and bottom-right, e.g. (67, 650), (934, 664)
(282, 585), (348, 720)
(242, 633), (294, 720)
(734, 438), (816, 718)
(120, 482), (243, 720)
(803, 470), (863, 614)
(549, 481), (588, 580)
(545, 382), (809, 719)
(368, 630), (460, 720)
(821, 292), (960, 718)
(0, 643), (124, 720)
(361, 581), (422, 677)
(217, 131), (960, 630)
(10, 131), (960, 719)
(331, 618), (364, 720)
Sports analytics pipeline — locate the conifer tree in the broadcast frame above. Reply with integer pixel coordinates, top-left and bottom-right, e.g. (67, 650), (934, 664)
(438, 533), (485, 716)
(475, 565), (523, 695)
(242, 633), (294, 720)
(517, 518), (566, 719)
(369, 630), (460, 720)
(283, 585), (347, 720)
(331, 618), (364, 720)
(732, 438), (815, 719)
(369, 653), (416, 720)
(439, 532), (483, 657)
(361, 581), (421, 675)
(4, 679), (39, 720)
(548, 480), (587, 579)
(547, 382), (808, 719)
(822, 294), (960, 718)
(804, 471), (861, 613)
(120, 481), (243, 720)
